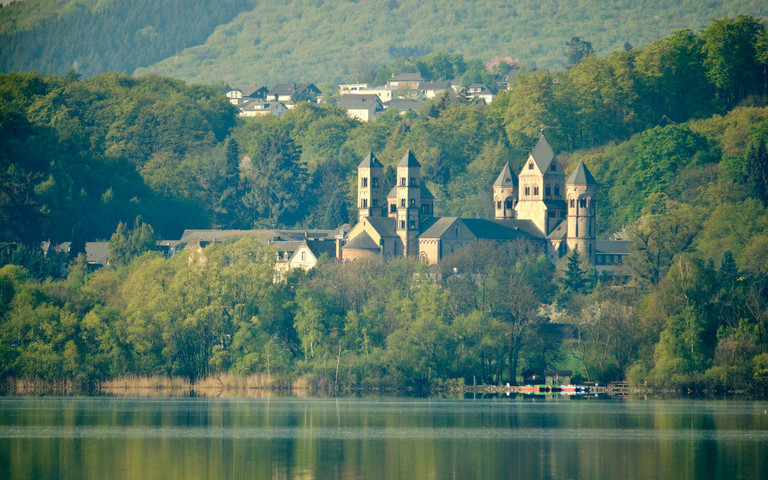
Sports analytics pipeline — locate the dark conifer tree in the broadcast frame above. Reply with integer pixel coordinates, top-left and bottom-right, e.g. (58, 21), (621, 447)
(322, 189), (350, 229)
(746, 139), (768, 206)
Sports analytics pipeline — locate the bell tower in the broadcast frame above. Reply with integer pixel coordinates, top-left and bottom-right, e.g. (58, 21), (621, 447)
(396, 150), (421, 257)
(566, 161), (597, 263)
(493, 162), (518, 219)
(357, 152), (384, 221)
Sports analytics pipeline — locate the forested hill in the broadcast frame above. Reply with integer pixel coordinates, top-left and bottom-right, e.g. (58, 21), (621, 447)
(2, 1), (768, 85)
(0, 0), (256, 78)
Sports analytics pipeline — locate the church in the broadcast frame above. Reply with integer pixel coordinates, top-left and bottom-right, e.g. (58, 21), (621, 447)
(341, 134), (629, 271)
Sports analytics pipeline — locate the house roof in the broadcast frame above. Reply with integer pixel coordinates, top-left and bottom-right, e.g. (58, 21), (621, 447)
(398, 150), (420, 168)
(547, 220), (567, 240)
(467, 84), (497, 95)
(384, 98), (424, 111)
(232, 86), (266, 97)
(419, 81), (451, 91)
(387, 187), (397, 198)
(240, 100), (286, 113)
(419, 217), (459, 239)
(567, 161), (597, 185)
(366, 216), (398, 238)
(529, 134), (558, 172)
(489, 219), (543, 238)
(54, 241), (109, 265)
(462, 219), (536, 241)
(337, 94), (383, 110)
(177, 228), (344, 246)
(421, 184), (434, 199)
(306, 239), (337, 259)
(358, 152), (383, 169)
(389, 73), (424, 82)
(493, 162), (517, 187)
(596, 240), (631, 255)
(544, 199), (568, 211)
(344, 230), (379, 250)
(268, 82), (319, 96)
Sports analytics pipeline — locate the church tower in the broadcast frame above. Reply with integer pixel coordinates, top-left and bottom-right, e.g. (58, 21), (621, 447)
(493, 162), (518, 219)
(396, 150), (421, 257)
(515, 134), (566, 235)
(357, 153), (385, 221)
(566, 160), (597, 263)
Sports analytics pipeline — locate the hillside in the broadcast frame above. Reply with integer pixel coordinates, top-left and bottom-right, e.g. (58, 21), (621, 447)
(1, 0), (767, 85)
(0, 0), (256, 77)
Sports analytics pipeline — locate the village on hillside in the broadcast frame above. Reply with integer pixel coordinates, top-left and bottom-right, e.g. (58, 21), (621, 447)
(226, 73), (502, 121)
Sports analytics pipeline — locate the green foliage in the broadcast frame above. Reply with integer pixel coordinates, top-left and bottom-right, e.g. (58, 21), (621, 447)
(565, 36), (594, 67)
(0, 0), (254, 78)
(124, 1), (768, 86)
(107, 218), (158, 266)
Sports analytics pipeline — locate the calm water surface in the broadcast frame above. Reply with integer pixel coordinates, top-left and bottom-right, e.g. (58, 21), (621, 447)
(1, 395), (766, 479)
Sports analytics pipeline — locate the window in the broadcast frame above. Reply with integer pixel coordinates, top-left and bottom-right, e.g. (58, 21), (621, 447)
(361, 177), (368, 187)
(372, 178), (378, 187)
(400, 198), (405, 207)
(554, 186), (560, 197)
(496, 201), (502, 209)
(410, 199), (415, 207)
(570, 199), (575, 208)
(411, 177), (417, 186)
(400, 177), (406, 186)
(528, 162), (534, 170)
(409, 220), (416, 229)
(551, 163), (557, 171)
(524, 186), (530, 196)
(505, 199), (514, 210)
(545, 185), (551, 197)
(361, 199), (367, 208)
(301, 251), (307, 261)
(533, 186), (539, 196)
(579, 198), (587, 208)
(372, 199), (378, 208)
(422, 204), (431, 214)
(390, 204), (397, 213)
(400, 220), (405, 229)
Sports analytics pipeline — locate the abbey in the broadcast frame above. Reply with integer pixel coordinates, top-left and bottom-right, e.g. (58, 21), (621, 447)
(342, 134), (629, 270)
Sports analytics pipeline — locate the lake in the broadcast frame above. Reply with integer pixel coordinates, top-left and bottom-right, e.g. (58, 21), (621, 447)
(1, 395), (766, 479)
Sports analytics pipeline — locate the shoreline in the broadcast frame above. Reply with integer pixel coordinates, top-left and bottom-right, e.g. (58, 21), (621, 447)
(0, 376), (757, 399)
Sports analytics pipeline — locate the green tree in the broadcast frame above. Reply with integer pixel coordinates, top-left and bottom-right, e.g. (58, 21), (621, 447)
(565, 36), (594, 67)
(701, 15), (766, 109)
(745, 139), (768, 206)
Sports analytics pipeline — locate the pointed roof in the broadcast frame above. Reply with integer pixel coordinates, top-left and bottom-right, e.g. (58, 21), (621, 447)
(344, 230), (379, 250)
(420, 184), (434, 199)
(397, 150), (420, 168)
(493, 162), (517, 187)
(566, 161), (597, 185)
(358, 152), (383, 169)
(387, 186), (397, 198)
(529, 134), (557, 171)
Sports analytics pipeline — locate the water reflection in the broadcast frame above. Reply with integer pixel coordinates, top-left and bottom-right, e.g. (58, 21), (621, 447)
(1, 396), (766, 479)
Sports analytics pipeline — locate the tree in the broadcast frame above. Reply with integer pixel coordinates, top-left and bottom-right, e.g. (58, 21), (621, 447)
(561, 250), (586, 293)
(108, 218), (158, 266)
(565, 36), (594, 67)
(245, 131), (308, 227)
(322, 188), (350, 229)
(745, 139), (768, 206)
(701, 15), (765, 109)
